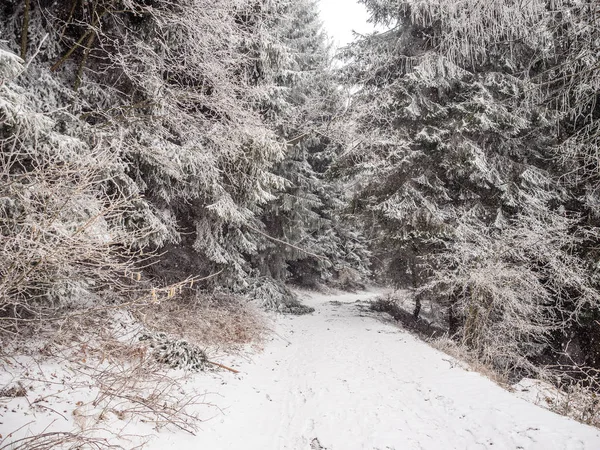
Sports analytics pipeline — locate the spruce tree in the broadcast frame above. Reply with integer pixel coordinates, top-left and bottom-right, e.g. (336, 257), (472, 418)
(0, 0), (372, 319)
(248, 0), (371, 307)
(341, 0), (599, 372)
(0, 0), (286, 290)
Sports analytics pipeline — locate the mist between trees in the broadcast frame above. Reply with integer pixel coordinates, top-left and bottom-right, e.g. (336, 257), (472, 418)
(1, 0), (600, 390)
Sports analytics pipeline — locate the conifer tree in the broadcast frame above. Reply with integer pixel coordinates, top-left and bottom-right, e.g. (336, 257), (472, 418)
(249, 0), (371, 304)
(1, 0), (286, 290)
(341, 0), (599, 371)
(0, 0), (372, 319)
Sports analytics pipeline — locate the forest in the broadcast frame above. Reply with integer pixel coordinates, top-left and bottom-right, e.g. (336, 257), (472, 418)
(1, 0), (600, 446)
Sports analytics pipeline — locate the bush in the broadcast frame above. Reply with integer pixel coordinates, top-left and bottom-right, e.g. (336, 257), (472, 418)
(425, 211), (599, 374)
(0, 48), (147, 331)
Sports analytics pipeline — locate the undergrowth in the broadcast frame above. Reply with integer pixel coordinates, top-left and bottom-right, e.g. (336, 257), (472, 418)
(0, 292), (267, 449)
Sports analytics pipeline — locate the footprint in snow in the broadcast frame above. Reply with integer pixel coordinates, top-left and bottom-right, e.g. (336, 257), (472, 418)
(310, 437), (327, 449)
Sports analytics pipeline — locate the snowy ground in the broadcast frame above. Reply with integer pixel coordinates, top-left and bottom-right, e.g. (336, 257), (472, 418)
(2, 290), (600, 449)
(148, 289), (600, 450)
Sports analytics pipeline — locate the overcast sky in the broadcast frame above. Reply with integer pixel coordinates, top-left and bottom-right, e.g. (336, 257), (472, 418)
(318, 0), (374, 48)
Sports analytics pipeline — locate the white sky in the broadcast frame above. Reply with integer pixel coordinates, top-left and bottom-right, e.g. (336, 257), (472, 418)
(317, 0), (374, 48)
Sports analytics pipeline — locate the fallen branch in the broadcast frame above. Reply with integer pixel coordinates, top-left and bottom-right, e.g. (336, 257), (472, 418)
(206, 360), (240, 374)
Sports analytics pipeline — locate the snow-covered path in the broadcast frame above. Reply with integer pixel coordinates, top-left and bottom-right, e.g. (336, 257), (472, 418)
(150, 290), (600, 450)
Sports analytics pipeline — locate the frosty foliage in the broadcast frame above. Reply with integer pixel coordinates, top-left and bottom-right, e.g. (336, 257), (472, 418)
(247, 0), (371, 298)
(0, 47), (147, 329)
(0, 0), (373, 325)
(344, 0), (600, 372)
(427, 211), (598, 372)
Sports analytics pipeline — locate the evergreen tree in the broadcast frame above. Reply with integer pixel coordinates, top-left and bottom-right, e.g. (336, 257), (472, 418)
(0, 0), (372, 322)
(247, 0), (371, 306)
(1, 0), (286, 290)
(341, 0), (599, 372)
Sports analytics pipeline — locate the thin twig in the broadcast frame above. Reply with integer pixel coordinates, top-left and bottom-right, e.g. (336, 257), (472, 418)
(245, 224), (329, 261)
(206, 360), (239, 374)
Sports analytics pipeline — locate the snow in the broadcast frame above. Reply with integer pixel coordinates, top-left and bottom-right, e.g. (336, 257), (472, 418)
(2, 289), (600, 449)
(0, 48), (23, 80)
(512, 378), (567, 411)
(148, 289), (600, 449)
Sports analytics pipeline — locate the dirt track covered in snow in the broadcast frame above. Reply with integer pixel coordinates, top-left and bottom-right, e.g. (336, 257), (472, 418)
(146, 290), (600, 450)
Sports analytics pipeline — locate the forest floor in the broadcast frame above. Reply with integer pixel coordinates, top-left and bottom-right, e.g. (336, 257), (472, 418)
(2, 289), (600, 449)
(147, 289), (600, 449)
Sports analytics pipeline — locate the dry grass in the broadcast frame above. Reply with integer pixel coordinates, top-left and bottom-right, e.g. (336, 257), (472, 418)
(0, 431), (126, 450)
(542, 364), (600, 428)
(133, 292), (268, 349)
(429, 337), (511, 385)
(1, 289), (268, 365)
(0, 291), (269, 449)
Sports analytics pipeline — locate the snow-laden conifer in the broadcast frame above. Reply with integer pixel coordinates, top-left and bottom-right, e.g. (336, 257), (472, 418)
(247, 0), (371, 305)
(342, 0), (600, 372)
